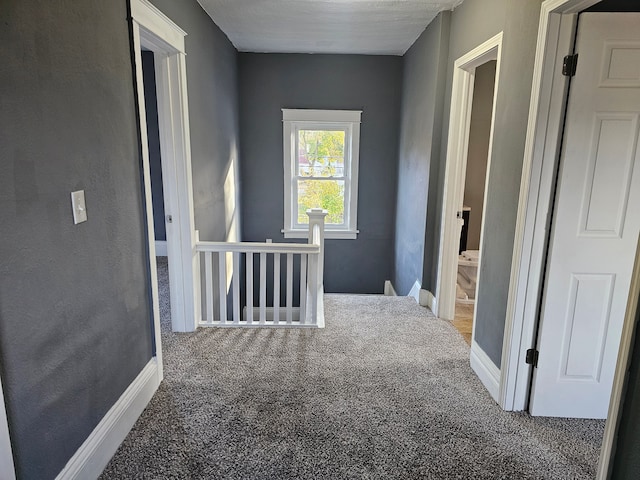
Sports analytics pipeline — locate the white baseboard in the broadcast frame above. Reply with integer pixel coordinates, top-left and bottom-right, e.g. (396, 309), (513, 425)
(384, 280), (397, 296)
(155, 240), (167, 257)
(385, 282), (434, 313)
(470, 341), (500, 403)
(419, 289), (435, 310)
(408, 280), (421, 303)
(55, 358), (161, 480)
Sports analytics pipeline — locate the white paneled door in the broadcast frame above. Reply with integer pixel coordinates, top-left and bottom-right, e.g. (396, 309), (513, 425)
(529, 13), (640, 419)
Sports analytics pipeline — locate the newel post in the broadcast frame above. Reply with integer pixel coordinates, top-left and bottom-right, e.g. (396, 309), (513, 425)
(307, 209), (327, 286)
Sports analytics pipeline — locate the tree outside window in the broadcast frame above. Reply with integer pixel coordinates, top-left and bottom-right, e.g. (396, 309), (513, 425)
(297, 130), (345, 224)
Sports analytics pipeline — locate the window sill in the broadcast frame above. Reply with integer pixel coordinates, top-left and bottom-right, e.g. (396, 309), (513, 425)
(282, 229), (359, 240)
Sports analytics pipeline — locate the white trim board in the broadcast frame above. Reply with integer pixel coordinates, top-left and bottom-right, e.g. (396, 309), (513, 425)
(470, 341), (501, 403)
(155, 240), (167, 257)
(384, 280), (397, 296)
(408, 280), (421, 303)
(407, 281), (436, 312)
(434, 32), (503, 322)
(383, 281), (435, 312)
(0, 368), (16, 480)
(55, 359), (161, 480)
(420, 289), (435, 311)
(130, 0), (186, 52)
(132, 0), (199, 334)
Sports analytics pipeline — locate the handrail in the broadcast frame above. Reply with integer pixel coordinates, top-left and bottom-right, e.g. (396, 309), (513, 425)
(196, 241), (320, 254)
(196, 208), (327, 328)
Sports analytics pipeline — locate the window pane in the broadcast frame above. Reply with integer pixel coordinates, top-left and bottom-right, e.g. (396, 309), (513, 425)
(298, 130), (345, 178)
(297, 179), (345, 225)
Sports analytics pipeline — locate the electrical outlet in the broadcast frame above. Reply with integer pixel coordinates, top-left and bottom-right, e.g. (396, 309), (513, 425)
(71, 190), (87, 224)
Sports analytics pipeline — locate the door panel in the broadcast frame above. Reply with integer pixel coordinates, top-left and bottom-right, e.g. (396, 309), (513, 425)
(600, 41), (640, 88)
(580, 114), (638, 237)
(560, 273), (613, 380)
(530, 13), (640, 419)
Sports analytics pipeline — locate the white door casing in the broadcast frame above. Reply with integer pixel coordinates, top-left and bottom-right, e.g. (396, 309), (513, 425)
(131, 0), (200, 335)
(529, 13), (640, 419)
(499, 3), (581, 414)
(434, 33), (502, 322)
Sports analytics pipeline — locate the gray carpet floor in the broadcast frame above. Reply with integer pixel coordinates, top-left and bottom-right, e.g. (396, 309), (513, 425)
(100, 258), (604, 479)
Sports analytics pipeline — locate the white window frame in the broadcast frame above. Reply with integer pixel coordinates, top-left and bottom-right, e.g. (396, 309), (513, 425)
(282, 109), (361, 239)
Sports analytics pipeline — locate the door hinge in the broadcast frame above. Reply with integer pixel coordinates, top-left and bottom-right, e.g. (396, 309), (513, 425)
(562, 53), (578, 77)
(525, 348), (539, 367)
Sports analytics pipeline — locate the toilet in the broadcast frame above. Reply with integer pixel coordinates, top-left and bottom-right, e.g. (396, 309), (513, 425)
(457, 250), (479, 302)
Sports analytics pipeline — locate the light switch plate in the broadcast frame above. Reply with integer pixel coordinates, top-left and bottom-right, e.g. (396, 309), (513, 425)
(71, 190), (87, 224)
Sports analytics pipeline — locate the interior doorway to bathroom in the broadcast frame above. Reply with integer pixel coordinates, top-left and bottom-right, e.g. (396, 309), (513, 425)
(452, 60), (497, 345)
(434, 33), (502, 352)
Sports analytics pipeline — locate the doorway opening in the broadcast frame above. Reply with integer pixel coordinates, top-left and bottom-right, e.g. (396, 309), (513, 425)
(131, 0), (199, 347)
(141, 51), (168, 260)
(452, 60), (497, 346)
(140, 49), (174, 338)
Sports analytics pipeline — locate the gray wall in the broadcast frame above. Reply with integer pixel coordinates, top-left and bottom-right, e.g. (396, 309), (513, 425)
(0, 1), (153, 477)
(417, 0), (542, 366)
(142, 51), (166, 242)
(463, 60), (496, 251)
(149, 0), (242, 243)
(393, 0), (542, 365)
(238, 53), (402, 293)
(472, 0), (543, 366)
(392, 13), (451, 296)
(423, 0), (508, 299)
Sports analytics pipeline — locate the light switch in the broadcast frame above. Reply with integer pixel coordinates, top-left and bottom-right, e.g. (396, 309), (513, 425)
(71, 190), (87, 224)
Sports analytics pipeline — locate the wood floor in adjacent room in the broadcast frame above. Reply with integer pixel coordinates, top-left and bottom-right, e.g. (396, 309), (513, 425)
(452, 302), (474, 345)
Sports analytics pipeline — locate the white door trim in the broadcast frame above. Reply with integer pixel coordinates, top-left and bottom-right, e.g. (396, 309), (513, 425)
(0, 367), (16, 480)
(131, 0), (200, 334)
(434, 32), (503, 321)
(499, 0), (601, 412)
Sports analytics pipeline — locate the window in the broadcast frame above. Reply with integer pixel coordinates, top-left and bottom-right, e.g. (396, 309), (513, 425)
(282, 109), (361, 239)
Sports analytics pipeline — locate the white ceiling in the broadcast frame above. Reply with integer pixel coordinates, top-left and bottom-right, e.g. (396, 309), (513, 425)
(197, 0), (464, 56)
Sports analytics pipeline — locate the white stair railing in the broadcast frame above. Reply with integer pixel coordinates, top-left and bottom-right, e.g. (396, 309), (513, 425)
(196, 209), (327, 328)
